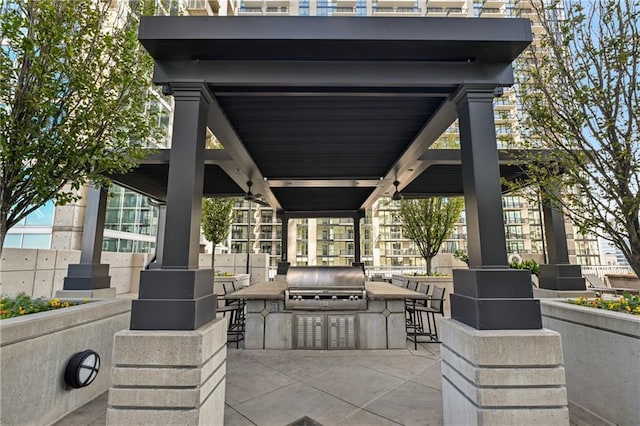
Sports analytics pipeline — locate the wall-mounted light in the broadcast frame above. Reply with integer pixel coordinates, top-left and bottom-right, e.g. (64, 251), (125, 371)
(64, 350), (100, 389)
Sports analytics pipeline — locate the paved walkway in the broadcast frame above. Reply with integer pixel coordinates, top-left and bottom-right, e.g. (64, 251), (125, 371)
(55, 342), (443, 426)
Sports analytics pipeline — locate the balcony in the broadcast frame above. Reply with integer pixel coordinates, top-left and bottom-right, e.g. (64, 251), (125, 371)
(186, 0), (215, 15)
(483, 0), (504, 8)
(479, 7), (505, 17)
(374, 6), (421, 15)
(515, 0), (532, 8)
(336, 0), (356, 6)
(238, 6), (263, 14)
(425, 7), (447, 16)
(333, 7), (357, 15)
(425, 0), (466, 7)
(530, 22), (545, 34)
(377, 0), (416, 8)
(243, 0), (263, 7)
(446, 7), (468, 17)
(265, 6), (289, 15)
(265, 0), (289, 7)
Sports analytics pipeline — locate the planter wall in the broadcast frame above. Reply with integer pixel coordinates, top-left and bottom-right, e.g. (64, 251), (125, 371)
(199, 253), (270, 284)
(391, 275), (453, 315)
(1, 248), (150, 297)
(0, 298), (131, 426)
(540, 299), (640, 425)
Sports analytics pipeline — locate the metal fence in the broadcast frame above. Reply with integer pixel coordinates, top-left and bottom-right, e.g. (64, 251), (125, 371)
(267, 264), (635, 280)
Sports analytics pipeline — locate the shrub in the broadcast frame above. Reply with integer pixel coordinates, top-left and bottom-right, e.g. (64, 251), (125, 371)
(509, 259), (540, 276)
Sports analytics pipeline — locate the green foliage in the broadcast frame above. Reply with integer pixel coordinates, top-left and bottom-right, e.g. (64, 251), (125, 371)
(201, 198), (235, 246)
(509, 259), (540, 276)
(514, 1), (640, 276)
(453, 250), (469, 265)
(568, 293), (640, 316)
(399, 197), (464, 275)
(0, 293), (87, 319)
(0, 0), (157, 252)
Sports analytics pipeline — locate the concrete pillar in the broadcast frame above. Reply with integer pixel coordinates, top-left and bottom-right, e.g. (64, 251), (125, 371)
(107, 318), (227, 425)
(59, 185), (115, 298)
(536, 192), (587, 295)
(130, 83), (216, 331)
(441, 319), (569, 425)
(449, 85), (541, 330)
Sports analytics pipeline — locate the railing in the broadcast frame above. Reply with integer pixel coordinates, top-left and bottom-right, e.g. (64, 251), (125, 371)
(581, 265), (634, 278)
(266, 265), (635, 281)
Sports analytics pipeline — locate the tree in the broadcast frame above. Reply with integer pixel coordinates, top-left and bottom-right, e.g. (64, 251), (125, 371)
(201, 197), (235, 269)
(399, 197), (464, 275)
(518, 1), (640, 276)
(0, 0), (156, 255)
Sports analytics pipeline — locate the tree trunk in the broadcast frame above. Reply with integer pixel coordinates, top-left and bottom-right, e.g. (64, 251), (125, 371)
(0, 224), (6, 259)
(426, 256), (433, 276)
(211, 245), (216, 271)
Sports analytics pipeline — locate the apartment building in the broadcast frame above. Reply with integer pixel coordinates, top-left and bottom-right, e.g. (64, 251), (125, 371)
(5, 0), (600, 270)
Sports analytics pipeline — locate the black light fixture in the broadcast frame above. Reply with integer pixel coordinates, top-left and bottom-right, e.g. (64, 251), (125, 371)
(64, 350), (100, 389)
(392, 180), (402, 201)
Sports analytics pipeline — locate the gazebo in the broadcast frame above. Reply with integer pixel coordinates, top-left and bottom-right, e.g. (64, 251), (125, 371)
(63, 17), (576, 425)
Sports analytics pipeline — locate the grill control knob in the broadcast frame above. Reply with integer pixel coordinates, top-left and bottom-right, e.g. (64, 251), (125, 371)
(314, 295), (320, 301)
(332, 295), (337, 301)
(349, 296), (354, 301)
(354, 296), (359, 301)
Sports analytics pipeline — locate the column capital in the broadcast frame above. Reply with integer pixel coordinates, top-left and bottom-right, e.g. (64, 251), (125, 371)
(166, 82), (214, 105)
(451, 84), (504, 105)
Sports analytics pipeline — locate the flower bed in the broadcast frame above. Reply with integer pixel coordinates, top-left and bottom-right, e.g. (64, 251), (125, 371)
(568, 293), (640, 315)
(0, 293), (88, 319)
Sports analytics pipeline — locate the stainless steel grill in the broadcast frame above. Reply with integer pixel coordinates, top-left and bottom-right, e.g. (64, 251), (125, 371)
(285, 266), (367, 310)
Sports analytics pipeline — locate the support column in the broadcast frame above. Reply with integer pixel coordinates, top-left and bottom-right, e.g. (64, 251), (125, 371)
(59, 185), (114, 298)
(442, 86), (567, 426)
(450, 86), (541, 330)
(147, 201), (166, 270)
(353, 214), (361, 264)
(276, 213), (290, 276)
(536, 193), (587, 295)
(130, 83), (216, 330)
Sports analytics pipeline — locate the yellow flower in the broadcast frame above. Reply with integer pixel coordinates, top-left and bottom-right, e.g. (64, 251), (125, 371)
(626, 306), (631, 312)
(19, 307), (25, 315)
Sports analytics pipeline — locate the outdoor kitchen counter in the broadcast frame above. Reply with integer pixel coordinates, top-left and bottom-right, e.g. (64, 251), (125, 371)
(225, 280), (425, 350)
(223, 281), (427, 301)
(365, 281), (428, 300)
(223, 281), (284, 300)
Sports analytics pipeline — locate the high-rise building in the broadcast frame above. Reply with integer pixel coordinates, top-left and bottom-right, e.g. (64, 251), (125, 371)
(5, 0), (600, 272)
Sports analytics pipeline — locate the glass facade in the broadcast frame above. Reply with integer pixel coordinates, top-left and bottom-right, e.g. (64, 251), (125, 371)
(4, 201), (55, 249)
(102, 185), (158, 253)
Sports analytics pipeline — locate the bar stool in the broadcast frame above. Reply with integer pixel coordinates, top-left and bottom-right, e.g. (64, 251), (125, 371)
(218, 282), (245, 348)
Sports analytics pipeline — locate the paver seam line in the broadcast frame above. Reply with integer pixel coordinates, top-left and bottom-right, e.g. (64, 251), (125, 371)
(225, 404), (259, 426)
(350, 357), (434, 383)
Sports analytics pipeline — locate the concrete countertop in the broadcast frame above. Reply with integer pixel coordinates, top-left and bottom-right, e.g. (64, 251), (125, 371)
(365, 282), (428, 300)
(224, 281), (284, 299)
(224, 281), (426, 300)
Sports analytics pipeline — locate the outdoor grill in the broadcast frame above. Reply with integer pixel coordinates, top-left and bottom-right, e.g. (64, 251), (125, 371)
(284, 266), (367, 310)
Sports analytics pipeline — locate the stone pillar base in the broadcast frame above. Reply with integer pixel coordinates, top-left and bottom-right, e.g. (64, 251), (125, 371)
(55, 288), (117, 299)
(533, 288), (596, 299)
(441, 318), (569, 426)
(106, 318), (227, 425)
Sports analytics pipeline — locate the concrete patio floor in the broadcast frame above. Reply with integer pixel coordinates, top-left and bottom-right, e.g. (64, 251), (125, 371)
(55, 342), (444, 426)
